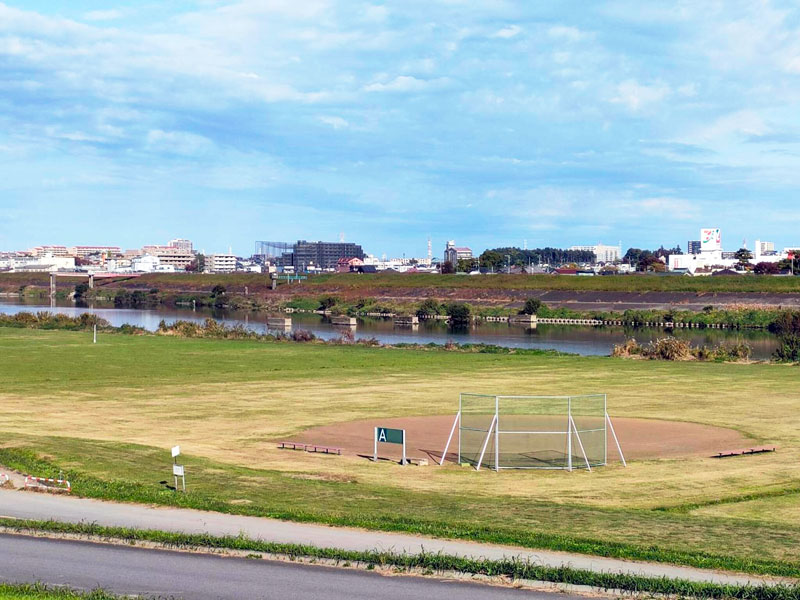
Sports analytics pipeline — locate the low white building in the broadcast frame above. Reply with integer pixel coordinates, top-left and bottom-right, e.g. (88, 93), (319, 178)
(9, 253), (75, 272)
(205, 253), (236, 273)
(132, 254), (161, 272)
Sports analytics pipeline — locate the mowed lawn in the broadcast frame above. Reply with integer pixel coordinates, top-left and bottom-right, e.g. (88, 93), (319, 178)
(1, 328), (800, 572)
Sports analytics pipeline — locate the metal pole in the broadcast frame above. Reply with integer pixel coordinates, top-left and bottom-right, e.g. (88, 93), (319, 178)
(606, 412), (627, 466)
(439, 411), (460, 465)
(494, 396), (500, 471)
(604, 395), (608, 467)
(458, 394), (462, 464)
(93, 324), (97, 344)
(567, 397), (572, 472)
(570, 415), (592, 471)
(475, 414), (497, 471)
(373, 427), (377, 462)
(402, 431), (406, 465)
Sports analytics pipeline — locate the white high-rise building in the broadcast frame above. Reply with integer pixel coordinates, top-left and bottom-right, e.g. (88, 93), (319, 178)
(568, 244), (621, 263)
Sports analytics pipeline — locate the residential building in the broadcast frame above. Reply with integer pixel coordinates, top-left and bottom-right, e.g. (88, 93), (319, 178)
(444, 241), (472, 265)
(568, 243), (621, 264)
(278, 240), (366, 270)
(68, 246), (121, 258)
(168, 238), (193, 252)
(28, 245), (69, 257)
(205, 253), (236, 273)
(337, 257), (364, 272)
(142, 245), (195, 270)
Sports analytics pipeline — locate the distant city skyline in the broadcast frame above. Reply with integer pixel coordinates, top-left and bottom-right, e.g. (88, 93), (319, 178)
(2, 2), (800, 256)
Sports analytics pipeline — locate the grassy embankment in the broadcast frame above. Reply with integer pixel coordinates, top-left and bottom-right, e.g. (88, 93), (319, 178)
(7, 271), (800, 296)
(1, 328), (799, 576)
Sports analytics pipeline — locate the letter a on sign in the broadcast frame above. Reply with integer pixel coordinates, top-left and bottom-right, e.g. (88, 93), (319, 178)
(379, 428), (387, 442)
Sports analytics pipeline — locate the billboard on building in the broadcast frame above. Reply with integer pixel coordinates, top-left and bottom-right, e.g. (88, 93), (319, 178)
(700, 228), (721, 251)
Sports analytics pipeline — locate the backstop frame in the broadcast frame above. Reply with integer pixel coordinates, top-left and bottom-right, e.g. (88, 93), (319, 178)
(439, 393), (626, 471)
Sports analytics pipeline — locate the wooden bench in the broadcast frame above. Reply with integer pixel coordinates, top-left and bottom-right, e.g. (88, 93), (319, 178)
(277, 441), (308, 451)
(306, 444), (341, 455)
(277, 441), (341, 455)
(712, 446), (777, 459)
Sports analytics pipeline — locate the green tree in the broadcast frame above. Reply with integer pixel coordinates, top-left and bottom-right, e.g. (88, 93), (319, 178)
(186, 254), (205, 272)
(734, 248), (753, 269)
(457, 258), (479, 273)
(441, 261), (455, 274)
(519, 298), (543, 315)
(479, 250), (504, 271)
(74, 282), (90, 299)
(211, 284), (226, 297)
(416, 298), (442, 318)
(318, 295), (339, 310)
(445, 302), (471, 326)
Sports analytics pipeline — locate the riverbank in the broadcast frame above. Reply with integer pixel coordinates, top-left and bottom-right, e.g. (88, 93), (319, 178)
(1, 328), (799, 580)
(0, 300), (785, 358)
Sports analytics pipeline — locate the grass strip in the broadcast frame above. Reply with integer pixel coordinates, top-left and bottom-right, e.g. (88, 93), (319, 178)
(2, 518), (800, 600)
(0, 583), (117, 599)
(2, 447), (799, 580)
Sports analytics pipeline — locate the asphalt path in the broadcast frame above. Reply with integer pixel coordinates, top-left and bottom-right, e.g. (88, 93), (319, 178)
(0, 534), (575, 600)
(0, 489), (785, 587)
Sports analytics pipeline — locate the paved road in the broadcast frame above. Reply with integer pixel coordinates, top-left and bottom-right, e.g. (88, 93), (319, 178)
(0, 534), (570, 599)
(0, 490), (784, 587)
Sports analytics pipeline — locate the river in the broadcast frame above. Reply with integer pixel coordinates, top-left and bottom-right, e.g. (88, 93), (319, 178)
(0, 298), (779, 359)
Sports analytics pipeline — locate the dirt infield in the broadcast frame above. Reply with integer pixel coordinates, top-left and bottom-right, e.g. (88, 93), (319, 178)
(290, 416), (752, 464)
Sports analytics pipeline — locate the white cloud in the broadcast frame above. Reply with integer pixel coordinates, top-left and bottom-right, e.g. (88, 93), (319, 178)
(637, 197), (698, 219)
(363, 5), (389, 23)
(83, 9), (126, 22)
(547, 25), (586, 42)
(690, 110), (768, 143)
(146, 130), (214, 155)
(317, 115), (349, 129)
(492, 25), (521, 39)
(610, 80), (670, 111)
(363, 75), (448, 93)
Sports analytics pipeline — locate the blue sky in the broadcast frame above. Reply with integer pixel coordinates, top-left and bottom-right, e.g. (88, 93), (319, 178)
(2, 1), (800, 258)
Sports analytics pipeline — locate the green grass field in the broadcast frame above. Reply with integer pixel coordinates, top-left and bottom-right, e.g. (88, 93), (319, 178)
(1, 328), (799, 576)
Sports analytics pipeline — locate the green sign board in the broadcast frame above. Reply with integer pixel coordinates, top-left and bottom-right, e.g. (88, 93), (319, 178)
(376, 427), (404, 444)
(374, 426), (407, 465)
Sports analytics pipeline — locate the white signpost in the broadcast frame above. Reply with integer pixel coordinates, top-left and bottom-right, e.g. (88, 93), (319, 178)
(373, 427), (407, 465)
(171, 446), (186, 492)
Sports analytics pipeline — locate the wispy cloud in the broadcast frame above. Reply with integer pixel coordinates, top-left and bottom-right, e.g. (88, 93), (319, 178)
(2, 0), (800, 254)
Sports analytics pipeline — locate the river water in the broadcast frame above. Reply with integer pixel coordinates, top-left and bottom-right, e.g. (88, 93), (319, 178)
(0, 298), (779, 358)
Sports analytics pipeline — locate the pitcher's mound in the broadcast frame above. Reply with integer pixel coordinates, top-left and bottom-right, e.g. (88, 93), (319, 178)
(290, 416), (752, 464)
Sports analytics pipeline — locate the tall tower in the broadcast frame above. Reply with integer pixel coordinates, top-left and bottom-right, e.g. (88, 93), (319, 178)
(427, 236), (432, 262)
